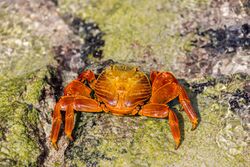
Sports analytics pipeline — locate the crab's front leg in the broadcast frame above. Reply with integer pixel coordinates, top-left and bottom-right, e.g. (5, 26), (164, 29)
(138, 104), (181, 149)
(50, 96), (103, 149)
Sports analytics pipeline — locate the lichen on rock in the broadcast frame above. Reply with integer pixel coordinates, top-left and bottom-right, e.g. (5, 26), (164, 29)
(0, 71), (48, 166)
(0, 2), (56, 166)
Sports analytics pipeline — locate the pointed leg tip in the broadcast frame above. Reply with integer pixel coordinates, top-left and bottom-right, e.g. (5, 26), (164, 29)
(68, 135), (74, 141)
(52, 142), (59, 150)
(191, 119), (198, 131)
(65, 133), (74, 141)
(191, 125), (196, 131)
(174, 140), (181, 150)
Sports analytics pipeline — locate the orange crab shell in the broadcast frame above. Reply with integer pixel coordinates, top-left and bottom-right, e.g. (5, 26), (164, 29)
(94, 65), (151, 115)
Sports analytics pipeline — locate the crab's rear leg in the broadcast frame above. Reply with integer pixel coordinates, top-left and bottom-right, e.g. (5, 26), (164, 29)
(139, 103), (181, 149)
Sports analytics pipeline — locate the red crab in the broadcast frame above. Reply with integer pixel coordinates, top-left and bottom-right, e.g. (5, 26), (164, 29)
(50, 65), (198, 149)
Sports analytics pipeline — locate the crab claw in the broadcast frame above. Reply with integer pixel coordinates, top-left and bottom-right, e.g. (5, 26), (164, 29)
(78, 70), (95, 83)
(150, 71), (199, 131)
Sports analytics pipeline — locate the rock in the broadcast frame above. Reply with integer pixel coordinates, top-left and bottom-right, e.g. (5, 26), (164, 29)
(0, 0), (249, 166)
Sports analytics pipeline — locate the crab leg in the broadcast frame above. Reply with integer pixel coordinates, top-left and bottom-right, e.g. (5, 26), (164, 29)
(51, 96), (74, 149)
(73, 96), (103, 112)
(51, 102), (62, 150)
(150, 71), (198, 130)
(51, 96), (103, 149)
(64, 80), (92, 97)
(139, 103), (181, 149)
(178, 86), (198, 130)
(64, 97), (103, 143)
(65, 104), (74, 141)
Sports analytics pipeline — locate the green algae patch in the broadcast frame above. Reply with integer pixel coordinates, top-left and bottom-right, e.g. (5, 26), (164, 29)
(0, 71), (46, 166)
(0, 104), (40, 166)
(0, 4), (55, 166)
(97, 118), (181, 167)
(59, 0), (210, 71)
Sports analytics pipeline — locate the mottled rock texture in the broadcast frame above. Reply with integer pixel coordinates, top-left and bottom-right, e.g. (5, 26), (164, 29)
(0, 0), (249, 166)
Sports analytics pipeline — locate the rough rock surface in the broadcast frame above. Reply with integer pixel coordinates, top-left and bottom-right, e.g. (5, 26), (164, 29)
(0, 0), (249, 166)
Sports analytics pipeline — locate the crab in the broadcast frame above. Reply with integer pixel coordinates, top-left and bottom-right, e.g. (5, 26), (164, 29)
(50, 65), (198, 149)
